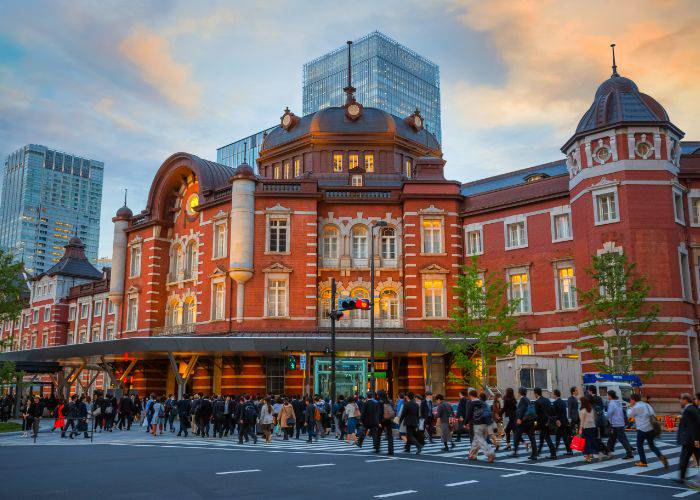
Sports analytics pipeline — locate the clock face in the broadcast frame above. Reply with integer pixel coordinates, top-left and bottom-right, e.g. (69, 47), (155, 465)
(347, 104), (360, 117)
(186, 193), (199, 216)
(282, 114), (291, 128)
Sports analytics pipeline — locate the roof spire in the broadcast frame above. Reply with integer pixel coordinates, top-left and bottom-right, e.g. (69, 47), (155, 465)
(610, 43), (619, 77)
(124, 188), (128, 207)
(343, 40), (356, 105)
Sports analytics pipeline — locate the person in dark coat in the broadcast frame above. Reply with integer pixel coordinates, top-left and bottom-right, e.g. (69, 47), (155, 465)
(28, 396), (43, 439)
(456, 389), (469, 442)
(399, 391), (423, 454)
(534, 387), (557, 459)
(198, 395), (213, 437)
(377, 390), (395, 456)
(61, 395), (77, 438)
(304, 398), (317, 443)
(677, 393), (700, 484)
(552, 389), (572, 455)
(357, 391), (381, 451)
(176, 394), (192, 437)
(420, 391), (436, 444)
(75, 395), (89, 439)
(117, 394), (133, 430)
(502, 388), (517, 450)
(567, 387), (580, 435)
(292, 395), (305, 439)
(512, 387), (537, 460)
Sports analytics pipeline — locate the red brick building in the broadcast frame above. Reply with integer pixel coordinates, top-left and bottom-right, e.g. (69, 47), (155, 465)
(2, 65), (699, 410)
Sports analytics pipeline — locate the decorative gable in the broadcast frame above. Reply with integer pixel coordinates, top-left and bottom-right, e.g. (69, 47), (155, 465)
(419, 264), (450, 274)
(262, 263), (293, 274)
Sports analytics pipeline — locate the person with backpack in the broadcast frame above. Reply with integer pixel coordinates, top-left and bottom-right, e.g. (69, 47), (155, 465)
(605, 390), (634, 459)
(237, 395), (258, 444)
(435, 394), (455, 452)
(378, 390), (395, 456)
(143, 394), (155, 432)
(629, 393), (668, 469)
(533, 387), (557, 459)
(512, 387), (537, 460)
(151, 396), (165, 436)
(465, 389), (495, 462)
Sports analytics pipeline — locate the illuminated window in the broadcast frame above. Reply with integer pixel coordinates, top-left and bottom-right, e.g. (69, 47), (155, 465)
(319, 289), (332, 320)
(423, 279), (445, 318)
(322, 226), (339, 259)
(515, 344), (533, 356)
(556, 264), (576, 310)
(212, 282), (226, 321)
(350, 288), (369, 320)
(351, 225), (368, 259)
(349, 154), (359, 170)
(183, 297), (196, 325)
(283, 161), (290, 179)
(405, 159), (412, 178)
(379, 289), (399, 320)
(422, 219), (442, 253)
(333, 154), (343, 172)
(294, 158), (301, 177)
(508, 270), (531, 314)
(273, 165), (281, 179)
(364, 154), (374, 173)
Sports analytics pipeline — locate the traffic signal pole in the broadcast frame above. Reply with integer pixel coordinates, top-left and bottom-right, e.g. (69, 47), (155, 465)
(330, 277), (337, 404)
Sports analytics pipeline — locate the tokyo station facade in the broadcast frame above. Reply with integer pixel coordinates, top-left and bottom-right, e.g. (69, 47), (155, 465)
(2, 60), (700, 409)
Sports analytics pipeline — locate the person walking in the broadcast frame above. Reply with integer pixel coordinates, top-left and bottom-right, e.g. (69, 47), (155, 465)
(491, 393), (504, 450)
(75, 395), (90, 439)
(534, 387), (557, 459)
(552, 389), (572, 455)
(304, 397), (317, 443)
(260, 397), (275, 443)
(117, 393), (134, 430)
(52, 399), (65, 433)
(165, 395), (177, 433)
(579, 396), (603, 462)
(502, 388), (517, 451)
(629, 393), (668, 469)
(605, 390), (634, 459)
(292, 395), (305, 439)
(676, 393), (700, 484)
(61, 395), (77, 438)
(176, 394), (192, 437)
(586, 386), (609, 454)
(378, 390), (395, 456)
(456, 389), (469, 443)
(512, 387), (537, 460)
(436, 394), (455, 452)
(399, 391), (423, 455)
(344, 396), (360, 445)
(466, 390), (495, 463)
(151, 396), (165, 436)
(28, 396), (42, 440)
(237, 395), (258, 444)
(357, 391), (381, 452)
(420, 391), (436, 444)
(278, 398), (295, 441)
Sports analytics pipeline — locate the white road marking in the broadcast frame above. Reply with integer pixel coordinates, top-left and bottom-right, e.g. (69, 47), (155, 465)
(216, 469), (261, 475)
(366, 458), (396, 463)
(445, 480), (478, 487)
(673, 491), (698, 498)
(374, 490), (417, 498)
(501, 471), (529, 477)
(297, 463), (335, 468)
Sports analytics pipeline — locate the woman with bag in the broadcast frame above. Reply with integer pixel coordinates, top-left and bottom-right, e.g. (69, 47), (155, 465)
(579, 397), (603, 463)
(502, 388), (517, 450)
(629, 393), (668, 469)
(52, 399), (65, 432)
(344, 396), (360, 445)
(260, 397), (275, 443)
(278, 398), (295, 441)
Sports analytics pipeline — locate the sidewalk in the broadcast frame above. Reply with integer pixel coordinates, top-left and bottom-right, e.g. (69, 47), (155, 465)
(0, 418), (57, 437)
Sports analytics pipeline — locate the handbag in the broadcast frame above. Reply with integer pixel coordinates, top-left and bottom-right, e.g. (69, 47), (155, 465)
(651, 418), (662, 437)
(286, 417), (296, 426)
(571, 434), (586, 452)
(92, 406), (102, 417)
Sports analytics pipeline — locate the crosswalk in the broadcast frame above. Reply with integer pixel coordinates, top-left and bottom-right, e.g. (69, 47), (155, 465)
(3, 429), (693, 482)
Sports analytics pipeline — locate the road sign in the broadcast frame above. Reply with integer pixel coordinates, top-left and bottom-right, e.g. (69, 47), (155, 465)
(300, 354), (307, 370)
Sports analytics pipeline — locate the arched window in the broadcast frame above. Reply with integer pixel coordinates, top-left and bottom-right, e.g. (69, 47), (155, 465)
(170, 244), (182, 280)
(322, 226), (339, 259)
(351, 225), (368, 259)
(350, 288), (369, 320)
(380, 227), (396, 260)
(166, 299), (181, 326)
(319, 289), (332, 320)
(379, 289), (399, 320)
(183, 297), (196, 325)
(184, 241), (197, 280)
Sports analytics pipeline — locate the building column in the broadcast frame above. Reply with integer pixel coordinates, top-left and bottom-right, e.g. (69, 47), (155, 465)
(213, 355), (223, 395)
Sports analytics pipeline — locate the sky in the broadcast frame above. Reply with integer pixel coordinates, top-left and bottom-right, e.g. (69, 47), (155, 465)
(1, 0), (699, 258)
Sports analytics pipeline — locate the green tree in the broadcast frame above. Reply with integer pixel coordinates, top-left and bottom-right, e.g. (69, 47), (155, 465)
(436, 258), (524, 391)
(0, 248), (26, 326)
(577, 251), (669, 376)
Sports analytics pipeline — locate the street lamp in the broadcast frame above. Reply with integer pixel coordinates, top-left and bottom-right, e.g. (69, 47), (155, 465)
(369, 220), (388, 394)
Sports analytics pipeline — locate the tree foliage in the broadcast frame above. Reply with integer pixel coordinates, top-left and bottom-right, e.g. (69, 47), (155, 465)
(577, 252), (670, 376)
(436, 258), (524, 390)
(0, 248), (26, 326)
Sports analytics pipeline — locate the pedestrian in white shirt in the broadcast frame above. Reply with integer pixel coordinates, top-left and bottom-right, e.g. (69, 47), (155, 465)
(628, 393), (668, 468)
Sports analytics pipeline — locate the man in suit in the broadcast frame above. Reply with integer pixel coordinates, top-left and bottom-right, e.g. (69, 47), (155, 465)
(456, 389), (468, 442)
(357, 391), (382, 452)
(567, 386), (580, 435)
(677, 393), (700, 484)
(552, 389), (572, 455)
(534, 387), (557, 459)
(378, 390), (395, 456)
(399, 391), (422, 454)
(512, 387), (537, 460)
(176, 393), (192, 437)
(420, 391), (436, 444)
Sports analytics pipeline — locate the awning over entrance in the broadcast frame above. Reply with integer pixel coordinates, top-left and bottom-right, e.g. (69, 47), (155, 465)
(0, 333), (454, 364)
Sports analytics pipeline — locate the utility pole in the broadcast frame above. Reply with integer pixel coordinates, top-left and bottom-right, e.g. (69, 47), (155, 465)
(330, 277), (337, 404)
(369, 220), (388, 394)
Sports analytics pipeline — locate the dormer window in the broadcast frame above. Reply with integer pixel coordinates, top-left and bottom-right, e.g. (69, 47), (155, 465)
(524, 173), (549, 183)
(351, 175), (363, 187)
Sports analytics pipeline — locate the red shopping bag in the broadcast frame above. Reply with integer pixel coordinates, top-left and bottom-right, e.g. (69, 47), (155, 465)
(571, 435), (586, 452)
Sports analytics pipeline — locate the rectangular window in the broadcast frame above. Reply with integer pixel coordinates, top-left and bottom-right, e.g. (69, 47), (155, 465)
(680, 247), (692, 301)
(213, 221), (227, 259)
(405, 159), (412, 178)
(43, 306), (50, 322)
(552, 213), (572, 241)
(351, 175), (363, 186)
(556, 265), (577, 310)
(80, 303), (89, 319)
(422, 219), (443, 254)
(349, 154), (359, 170)
(32, 309), (39, 324)
(212, 281), (226, 321)
(126, 297), (138, 331)
(673, 189), (685, 225)
(283, 161), (290, 179)
(268, 218), (288, 253)
(505, 221), (527, 249)
(107, 301), (114, 315)
(509, 270), (531, 314)
(519, 368), (548, 390)
(129, 245), (141, 277)
(594, 191), (619, 224)
(691, 198), (700, 226)
(267, 279), (287, 317)
(23, 315), (29, 328)
(423, 279), (444, 318)
(333, 154), (343, 172)
(273, 165), (281, 179)
(68, 306), (76, 321)
(294, 158), (301, 177)
(364, 154), (374, 173)
(466, 229), (482, 256)
(93, 301), (102, 317)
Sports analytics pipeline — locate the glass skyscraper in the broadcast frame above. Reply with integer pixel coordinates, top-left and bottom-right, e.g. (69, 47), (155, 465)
(0, 144), (103, 275)
(303, 31), (441, 143)
(217, 125), (278, 170)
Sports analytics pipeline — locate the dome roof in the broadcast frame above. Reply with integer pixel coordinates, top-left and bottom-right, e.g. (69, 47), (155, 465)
(261, 106), (440, 152)
(575, 74), (671, 135)
(115, 205), (133, 219)
(232, 162), (255, 180)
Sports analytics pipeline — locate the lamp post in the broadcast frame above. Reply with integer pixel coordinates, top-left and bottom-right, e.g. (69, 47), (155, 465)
(369, 220), (388, 394)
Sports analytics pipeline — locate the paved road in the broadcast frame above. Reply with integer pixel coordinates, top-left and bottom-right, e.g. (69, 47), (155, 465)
(0, 427), (697, 499)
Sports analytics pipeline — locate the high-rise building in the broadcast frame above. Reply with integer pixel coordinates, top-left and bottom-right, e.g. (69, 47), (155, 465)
(217, 31), (441, 170)
(0, 144), (103, 275)
(303, 31), (441, 143)
(216, 125), (278, 170)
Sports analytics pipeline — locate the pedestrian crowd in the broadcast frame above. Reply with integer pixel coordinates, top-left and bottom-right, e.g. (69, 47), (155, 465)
(10, 386), (700, 486)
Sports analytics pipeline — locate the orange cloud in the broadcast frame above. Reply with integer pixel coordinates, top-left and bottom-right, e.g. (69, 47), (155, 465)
(119, 26), (201, 111)
(448, 0), (700, 138)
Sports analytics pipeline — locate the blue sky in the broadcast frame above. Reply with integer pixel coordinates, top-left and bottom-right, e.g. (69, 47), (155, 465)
(1, 0), (698, 257)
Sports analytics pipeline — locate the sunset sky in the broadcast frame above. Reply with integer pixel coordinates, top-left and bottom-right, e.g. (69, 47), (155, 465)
(1, 0), (698, 256)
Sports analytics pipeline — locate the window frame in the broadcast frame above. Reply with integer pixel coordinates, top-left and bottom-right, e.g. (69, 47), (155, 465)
(380, 227), (397, 261)
(332, 153), (343, 173)
(266, 215), (290, 254)
(421, 218), (444, 255)
(265, 275), (289, 318)
(465, 225), (483, 256)
(422, 276), (446, 319)
(351, 175), (363, 187)
(364, 153), (374, 173)
(211, 280), (226, 321)
(93, 300), (103, 317)
(679, 244), (692, 301)
(349, 154), (359, 170)
(125, 296), (138, 332)
(321, 225), (339, 261)
(293, 158), (301, 178)
(593, 186), (620, 226)
(351, 224), (369, 260)
(550, 206), (573, 243)
(212, 219), (228, 259)
(80, 303), (89, 320)
(507, 266), (532, 315)
(673, 187), (686, 225)
(129, 244), (142, 278)
(554, 261), (577, 311)
(504, 216), (528, 250)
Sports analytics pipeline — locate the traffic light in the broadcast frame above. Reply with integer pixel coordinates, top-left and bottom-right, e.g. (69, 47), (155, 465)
(287, 355), (297, 370)
(338, 298), (371, 311)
